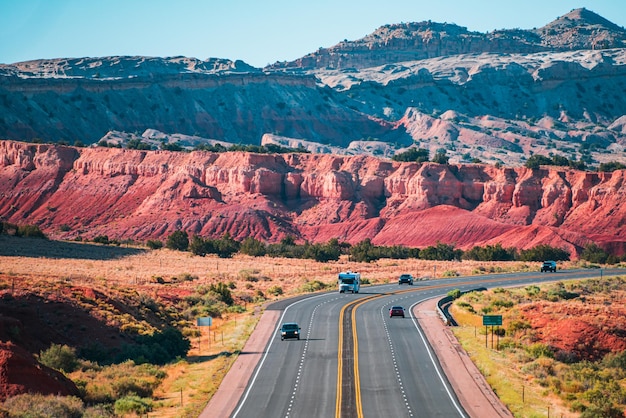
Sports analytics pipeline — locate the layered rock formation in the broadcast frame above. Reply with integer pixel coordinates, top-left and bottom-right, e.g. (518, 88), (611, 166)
(1, 140), (624, 257)
(0, 8), (625, 169)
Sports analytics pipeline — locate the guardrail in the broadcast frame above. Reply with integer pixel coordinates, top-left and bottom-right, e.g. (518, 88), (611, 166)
(436, 287), (487, 326)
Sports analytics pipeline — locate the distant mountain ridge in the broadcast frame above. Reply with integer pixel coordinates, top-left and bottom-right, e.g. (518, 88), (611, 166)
(269, 8), (626, 70)
(0, 8), (625, 169)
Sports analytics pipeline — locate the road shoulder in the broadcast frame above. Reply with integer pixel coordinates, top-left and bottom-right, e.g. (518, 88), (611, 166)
(199, 309), (281, 418)
(413, 298), (513, 418)
(203, 296), (513, 418)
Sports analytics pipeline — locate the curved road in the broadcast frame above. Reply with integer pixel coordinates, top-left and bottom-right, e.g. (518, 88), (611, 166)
(210, 268), (623, 418)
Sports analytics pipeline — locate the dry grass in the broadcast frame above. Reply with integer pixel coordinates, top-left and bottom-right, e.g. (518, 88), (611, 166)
(0, 235), (574, 415)
(451, 325), (574, 418)
(0, 236), (546, 293)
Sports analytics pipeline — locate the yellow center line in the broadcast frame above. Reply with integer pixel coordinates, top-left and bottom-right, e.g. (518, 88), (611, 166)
(335, 275), (538, 417)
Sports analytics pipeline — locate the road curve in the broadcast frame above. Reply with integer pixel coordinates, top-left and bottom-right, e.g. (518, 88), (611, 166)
(202, 268), (623, 417)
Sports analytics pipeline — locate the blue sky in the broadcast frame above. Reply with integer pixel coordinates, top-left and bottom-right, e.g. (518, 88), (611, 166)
(1, 1), (625, 68)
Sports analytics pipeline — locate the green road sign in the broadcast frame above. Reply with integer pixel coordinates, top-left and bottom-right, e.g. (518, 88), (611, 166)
(483, 315), (502, 326)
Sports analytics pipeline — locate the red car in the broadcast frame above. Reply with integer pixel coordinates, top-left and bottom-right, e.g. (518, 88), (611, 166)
(389, 306), (405, 318)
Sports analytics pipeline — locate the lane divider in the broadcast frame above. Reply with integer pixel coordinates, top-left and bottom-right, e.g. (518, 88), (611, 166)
(335, 275), (551, 417)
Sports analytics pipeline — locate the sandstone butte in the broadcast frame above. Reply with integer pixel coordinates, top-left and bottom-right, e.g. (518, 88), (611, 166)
(1, 139), (625, 258)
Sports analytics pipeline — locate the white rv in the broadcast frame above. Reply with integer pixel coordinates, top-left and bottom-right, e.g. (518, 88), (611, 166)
(338, 271), (360, 293)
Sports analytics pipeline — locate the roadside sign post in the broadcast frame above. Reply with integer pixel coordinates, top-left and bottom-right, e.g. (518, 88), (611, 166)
(197, 317), (213, 353)
(482, 315), (502, 349)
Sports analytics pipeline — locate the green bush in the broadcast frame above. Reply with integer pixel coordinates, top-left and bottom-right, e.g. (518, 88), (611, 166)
(39, 344), (79, 373)
(209, 282), (234, 305)
(146, 239), (163, 249)
(166, 230), (189, 251)
(116, 327), (190, 365)
(526, 343), (554, 359)
(392, 147), (429, 162)
(92, 235), (109, 245)
(239, 237), (267, 256)
(114, 395), (153, 415)
(300, 280), (330, 293)
(463, 244), (516, 261)
(519, 244), (570, 262)
(420, 242), (462, 261)
(267, 285), (283, 296)
(75, 361), (165, 404)
(16, 224), (47, 238)
(580, 243), (609, 264)
(597, 161), (626, 172)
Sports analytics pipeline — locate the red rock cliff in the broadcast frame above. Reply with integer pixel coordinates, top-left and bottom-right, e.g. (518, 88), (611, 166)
(1, 140), (624, 256)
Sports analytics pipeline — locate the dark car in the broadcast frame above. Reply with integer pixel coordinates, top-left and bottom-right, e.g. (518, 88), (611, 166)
(389, 306), (405, 318)
(541, 261), (557, 272)
(398, 274), (414, 285)
(280, 322), (301, 340)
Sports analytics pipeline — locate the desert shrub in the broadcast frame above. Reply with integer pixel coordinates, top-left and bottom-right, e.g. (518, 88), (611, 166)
(580, 404), (624, 418)
(420, 242), (462, 261)
(431, 150), (449, 164)
(300, 280), (330, 293)
(1, 394), (84, 418)
(166, 230), (189, 251)
(189, 235), (214, 256)
(16, 224), (46, 238)
(126, 139), (151, 150)
(92, 235), (110, 245)
(463, 244), (516, 261)
(239, 237), (267, 256)
(254, 290), (265, 301)
(267, 285), (283, 296)
(546, 287), (579, 301)
(602, 351), (626, 370)
(491, 299), (514, 309)
(114, 395), (153, 415)
(209, 282), (234, 305)
(447, 289), (462, 299)
(580, 243), (609, 264)
(116, 327), (190, 365)
(174, 273), (197, 282)
(392, 147), (429, 162)
(349, 238), (378, 262)
(456, 301), (475, 313)
(39, 343), (79, 373)
(526, 343), (554, 359)
(442, 270), (459, 277)
(303, 240), (341, 262)
(597, 161), (626, 172)
(555, 350), (580, 364)
(519, 244), (570, 262)
(525, 154), (553, 169)
(525, 285), (541, 296)
(507, 319), (531, 335)
(182, 293), (228, 319)
(214, 233), (240, 258)
(146, 239), (163, 249)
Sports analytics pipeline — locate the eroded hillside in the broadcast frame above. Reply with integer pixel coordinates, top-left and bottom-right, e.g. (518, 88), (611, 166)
(1, 140), (625, 257)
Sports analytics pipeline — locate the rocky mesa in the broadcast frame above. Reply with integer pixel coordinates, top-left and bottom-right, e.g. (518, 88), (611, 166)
(1, 140), (625, 257)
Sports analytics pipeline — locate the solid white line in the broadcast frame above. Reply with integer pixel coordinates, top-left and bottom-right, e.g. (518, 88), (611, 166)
(409, 297), (468, 418)
(231, 292), (330, 418)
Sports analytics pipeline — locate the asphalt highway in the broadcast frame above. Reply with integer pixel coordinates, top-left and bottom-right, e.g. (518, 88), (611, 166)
(224, 268), (623, 418)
